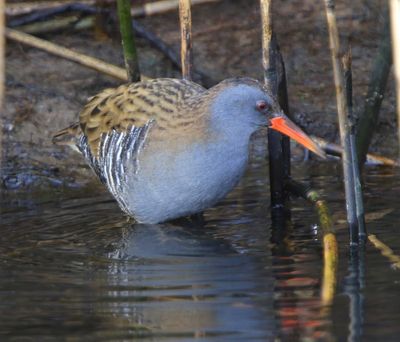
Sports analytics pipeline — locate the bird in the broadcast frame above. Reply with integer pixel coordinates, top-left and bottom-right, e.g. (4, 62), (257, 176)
(53, 77), (325, 224)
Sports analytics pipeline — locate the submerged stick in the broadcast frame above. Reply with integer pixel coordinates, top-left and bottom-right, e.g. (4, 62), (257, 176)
(356, 8), (391, 166)
(389, 0), (400, 157)
(117, 0), (140, 82)
(368, 234), (400, 269)
(179, 0), (193, 80)
(286, 179), (338, 305)
(323, 0), (359, 245)
(5, 28), (151, 82)
(260, 0), (289, 209)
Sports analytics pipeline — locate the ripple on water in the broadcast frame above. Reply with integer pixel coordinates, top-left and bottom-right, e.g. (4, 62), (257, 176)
(1, 162), (400, 340)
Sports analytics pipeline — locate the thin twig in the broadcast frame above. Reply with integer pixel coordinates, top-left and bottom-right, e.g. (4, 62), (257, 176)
(17, 15), (91, 35)
(117, 0), (140, 82)
(5, 28), (151, 82)
(179, 0), (193, 80)
(5, 1), (99, 16)
(7, 3), (97, 27)
(323, 0), (359, 245)
(6, 0), (220, 17)
(311, 136), (399, 166)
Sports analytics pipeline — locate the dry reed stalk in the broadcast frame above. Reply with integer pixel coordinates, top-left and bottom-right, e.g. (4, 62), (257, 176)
(179, 0), (193, 80)
(389, 0), (400, 156)
(5, 28), (150, 82)
(259, 0), (275, 92)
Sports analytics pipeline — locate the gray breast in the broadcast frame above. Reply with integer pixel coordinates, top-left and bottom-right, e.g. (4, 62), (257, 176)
(122, 138), (250, 223)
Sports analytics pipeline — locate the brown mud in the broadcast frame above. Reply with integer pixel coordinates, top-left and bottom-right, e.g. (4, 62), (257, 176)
(2, 0), (396, 190)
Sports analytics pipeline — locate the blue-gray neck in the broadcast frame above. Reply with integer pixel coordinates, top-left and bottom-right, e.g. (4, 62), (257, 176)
(209, 84), (265, 144)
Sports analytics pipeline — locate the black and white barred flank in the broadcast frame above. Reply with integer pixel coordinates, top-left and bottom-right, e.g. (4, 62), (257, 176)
(77, 121), (154, 214)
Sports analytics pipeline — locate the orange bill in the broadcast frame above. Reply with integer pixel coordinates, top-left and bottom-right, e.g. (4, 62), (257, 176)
(270, 116), (326, 159)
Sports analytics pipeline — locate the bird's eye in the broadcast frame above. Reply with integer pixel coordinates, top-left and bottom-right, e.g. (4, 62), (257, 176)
(256, 100), (270, 112)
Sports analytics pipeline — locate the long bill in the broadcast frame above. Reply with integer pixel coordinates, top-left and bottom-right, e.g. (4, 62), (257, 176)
(270, 116), (326, 159)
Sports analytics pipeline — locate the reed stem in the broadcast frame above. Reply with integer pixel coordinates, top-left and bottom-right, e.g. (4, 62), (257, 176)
(117, 0), (140, 82)
(323, 0), (359, 245)
(343, 51), (366, 238)
(260, 0), (290, 209)
(356, 8), (391, 166)
(179, 0), (193, 80)
(0, 0), (4, 169)
(389, 0), (400, 157)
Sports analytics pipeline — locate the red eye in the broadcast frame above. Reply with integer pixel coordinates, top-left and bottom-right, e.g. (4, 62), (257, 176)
(256, 100), (269, 112)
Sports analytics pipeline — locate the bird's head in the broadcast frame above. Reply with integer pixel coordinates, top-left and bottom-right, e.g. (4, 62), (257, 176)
(209, 77), (326, 158)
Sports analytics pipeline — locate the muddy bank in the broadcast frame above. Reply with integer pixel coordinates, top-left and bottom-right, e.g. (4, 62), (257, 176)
(2, 0), (396, 190)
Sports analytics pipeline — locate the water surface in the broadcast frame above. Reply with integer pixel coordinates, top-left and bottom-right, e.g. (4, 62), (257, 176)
(1, 157), (400, 341)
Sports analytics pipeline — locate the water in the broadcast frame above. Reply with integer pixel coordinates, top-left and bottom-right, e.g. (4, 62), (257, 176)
(1, 157), (400, 341)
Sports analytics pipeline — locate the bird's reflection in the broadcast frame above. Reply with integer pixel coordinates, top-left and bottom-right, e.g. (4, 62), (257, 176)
(102, 219), (277, 340)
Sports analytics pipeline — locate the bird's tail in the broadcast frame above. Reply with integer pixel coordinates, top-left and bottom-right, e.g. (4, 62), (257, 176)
(52, 122), (81, 149)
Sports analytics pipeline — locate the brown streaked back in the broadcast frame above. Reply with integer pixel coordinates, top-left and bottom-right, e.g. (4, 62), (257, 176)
(78, 78), (206, 156)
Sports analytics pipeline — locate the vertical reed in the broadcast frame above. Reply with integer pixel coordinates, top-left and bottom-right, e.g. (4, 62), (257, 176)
(356, 8), (391, 166)
(117, 0), (141, 82)
(260, 0), (289, 209)
(179, 0), (193, 80)
(323, 0), (359, 245)
(389, 0), (400, 156)
(0, 0), (4, 165)
(343, 52), (366, 238)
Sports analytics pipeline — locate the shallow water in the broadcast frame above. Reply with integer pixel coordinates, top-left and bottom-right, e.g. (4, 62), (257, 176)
(1, 157), (400, 341)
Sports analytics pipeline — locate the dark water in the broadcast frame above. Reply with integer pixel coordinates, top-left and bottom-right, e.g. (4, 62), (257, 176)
(1, 156), (400, 341)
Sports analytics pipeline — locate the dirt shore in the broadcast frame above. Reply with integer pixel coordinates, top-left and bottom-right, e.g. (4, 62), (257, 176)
(2, 0), (396, 189)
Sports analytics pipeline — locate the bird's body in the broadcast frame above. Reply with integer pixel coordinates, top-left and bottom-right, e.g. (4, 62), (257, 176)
(54, 77), (324, 223)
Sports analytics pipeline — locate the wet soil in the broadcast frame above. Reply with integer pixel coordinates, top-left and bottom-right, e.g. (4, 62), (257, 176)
(2, 0), (397, 189)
